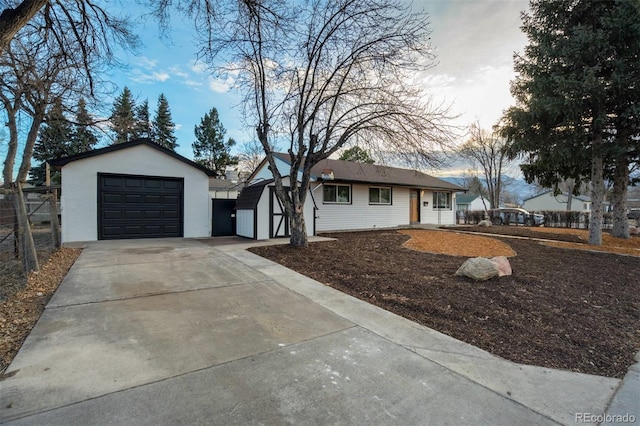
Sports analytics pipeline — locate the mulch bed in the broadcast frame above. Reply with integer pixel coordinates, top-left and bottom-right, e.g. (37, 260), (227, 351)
(249, 230), (640, 379)
(0, 247), (81, 374)
(460, 225), (587, 243)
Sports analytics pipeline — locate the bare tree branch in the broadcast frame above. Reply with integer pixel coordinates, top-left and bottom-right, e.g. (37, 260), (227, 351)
(458, 121), (512, 209)
(172, 0), (457, 246)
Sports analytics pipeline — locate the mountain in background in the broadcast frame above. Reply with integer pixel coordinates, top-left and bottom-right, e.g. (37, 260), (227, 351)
(441, 175), (540, 206)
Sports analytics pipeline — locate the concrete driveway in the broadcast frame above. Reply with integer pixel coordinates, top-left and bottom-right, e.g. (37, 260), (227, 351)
(0, 237), (630, 425)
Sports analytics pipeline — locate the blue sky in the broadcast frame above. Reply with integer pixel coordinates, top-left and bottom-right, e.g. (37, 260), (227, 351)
(106, 0), (530, 169)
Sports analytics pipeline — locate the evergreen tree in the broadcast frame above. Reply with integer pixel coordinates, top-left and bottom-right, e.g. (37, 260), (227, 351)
(192, 107), (237, 175)
(339, 146), (375, 164)
(135, 99), (153, 139)
(152, 93), (178, 150)
(500, 0), (640, 245)
(110, 86), (136, 144)
(30, 99), (73, 185)
(70, 97), (98, 154)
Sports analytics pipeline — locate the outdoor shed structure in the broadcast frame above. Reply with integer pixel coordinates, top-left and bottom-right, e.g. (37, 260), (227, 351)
(236, 153), (465, 239)
(51, 138), (215, 243)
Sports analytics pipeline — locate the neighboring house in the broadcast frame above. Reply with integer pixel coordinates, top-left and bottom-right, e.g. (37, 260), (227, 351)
(235, 153), (465, 240)
(523, 190), (594, 212)
(51, 138), (215, 243)
(209, 177), (243, 200)
(455, 194), (490, 211)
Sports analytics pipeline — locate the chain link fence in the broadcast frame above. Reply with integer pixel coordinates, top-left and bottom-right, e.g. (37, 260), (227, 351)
(1, 185), (61, 299)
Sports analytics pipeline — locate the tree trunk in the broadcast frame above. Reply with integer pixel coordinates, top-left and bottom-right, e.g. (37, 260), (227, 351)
(588, 135), (604, 246)
(1, 101), (19, 187)
(611, 156), (629, 239)
(0, 0), (48, 54)
(13, 183), (39, 274)
(566, 178), (574, 211)
(289, 198), (308, 247)
(17, 112), (44, 183)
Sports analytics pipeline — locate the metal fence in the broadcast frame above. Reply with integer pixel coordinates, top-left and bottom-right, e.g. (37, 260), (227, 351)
(0, 185), (61, 298)
(456, 209), (614, 229)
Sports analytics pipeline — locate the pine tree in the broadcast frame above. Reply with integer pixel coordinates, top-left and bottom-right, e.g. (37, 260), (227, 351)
(501, 0), (640, 245)
(192, 107), (237, 175)
(135, 99), (153, 139)
(110, 86), (136, 144)
(70, 97), (98, 154)
(339, 146), (375, 164)
(30, 99), (73, 185)
(152, 93), (178, 150)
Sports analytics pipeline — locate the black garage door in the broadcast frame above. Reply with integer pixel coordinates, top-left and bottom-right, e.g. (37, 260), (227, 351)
(98, 173), (184, 240)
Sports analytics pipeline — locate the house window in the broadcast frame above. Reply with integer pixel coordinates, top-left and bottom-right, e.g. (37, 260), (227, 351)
(433, 191), (451, 210)
(369, 187), (391, 205)
(323, 184), (351, 204)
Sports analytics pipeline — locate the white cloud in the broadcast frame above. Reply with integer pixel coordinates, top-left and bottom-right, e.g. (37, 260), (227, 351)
(207, 72), (239, 93)
(191, 62), (207, 74)
(420, 73), (456, 88)
(169, 66), (189, 78)
(411, 0), (529, 140)
(152, 72), (170, 82)
(208, 79), (230, 93)
(130, 70), (171, 83)
(184, 79), (203, 88)
(136, 56), (158, 69)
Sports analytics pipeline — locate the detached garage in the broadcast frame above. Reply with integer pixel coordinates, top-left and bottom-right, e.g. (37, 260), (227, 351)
(52, 138), (215, 243)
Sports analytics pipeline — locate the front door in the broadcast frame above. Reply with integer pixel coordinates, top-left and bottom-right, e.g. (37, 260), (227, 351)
(410, 189), (420, 224)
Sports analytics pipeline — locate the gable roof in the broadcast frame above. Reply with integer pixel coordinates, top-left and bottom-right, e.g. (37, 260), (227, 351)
(235, 179), (273, 209)
(50, 138), (216, 176)
(260, 152), (465, 191)
(209, 178), (243, 191)
(523, 190), (591, 203)
(456, 194), (481, 204)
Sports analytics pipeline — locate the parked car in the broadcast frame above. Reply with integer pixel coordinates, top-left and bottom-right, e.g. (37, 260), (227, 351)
(488, 208), (545, 227)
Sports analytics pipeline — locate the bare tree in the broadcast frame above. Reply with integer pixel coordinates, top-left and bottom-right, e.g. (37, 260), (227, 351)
(237, 139), (268, 174)
(1, 30), (70, 186)
(177, 0), (456, 247)
(1, 1), (137, 69)
(1, 3), (137, 187)
(458, 122), (511, 209)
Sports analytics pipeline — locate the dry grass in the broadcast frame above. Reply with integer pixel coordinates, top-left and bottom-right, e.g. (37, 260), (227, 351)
(533, 227), (640, 256)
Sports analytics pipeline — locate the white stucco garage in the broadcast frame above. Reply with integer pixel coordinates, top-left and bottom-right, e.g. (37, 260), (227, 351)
(51, 138), (215, 243)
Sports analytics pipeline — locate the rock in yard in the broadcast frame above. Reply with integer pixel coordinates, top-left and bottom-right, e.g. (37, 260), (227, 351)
(455, 257), (500, 281)
(489, 256), (512, 277)
(630, 227), (639, 236)
(478, 219), (492, 227)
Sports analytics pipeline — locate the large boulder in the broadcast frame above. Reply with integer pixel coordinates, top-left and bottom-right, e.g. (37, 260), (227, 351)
(478, 219), (492, 227)
(489, 256), (512, 277)
(455, 257), (500, 281)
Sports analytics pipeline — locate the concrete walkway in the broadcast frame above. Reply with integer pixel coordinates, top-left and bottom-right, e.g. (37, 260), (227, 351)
(0, 237), (635, 425)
